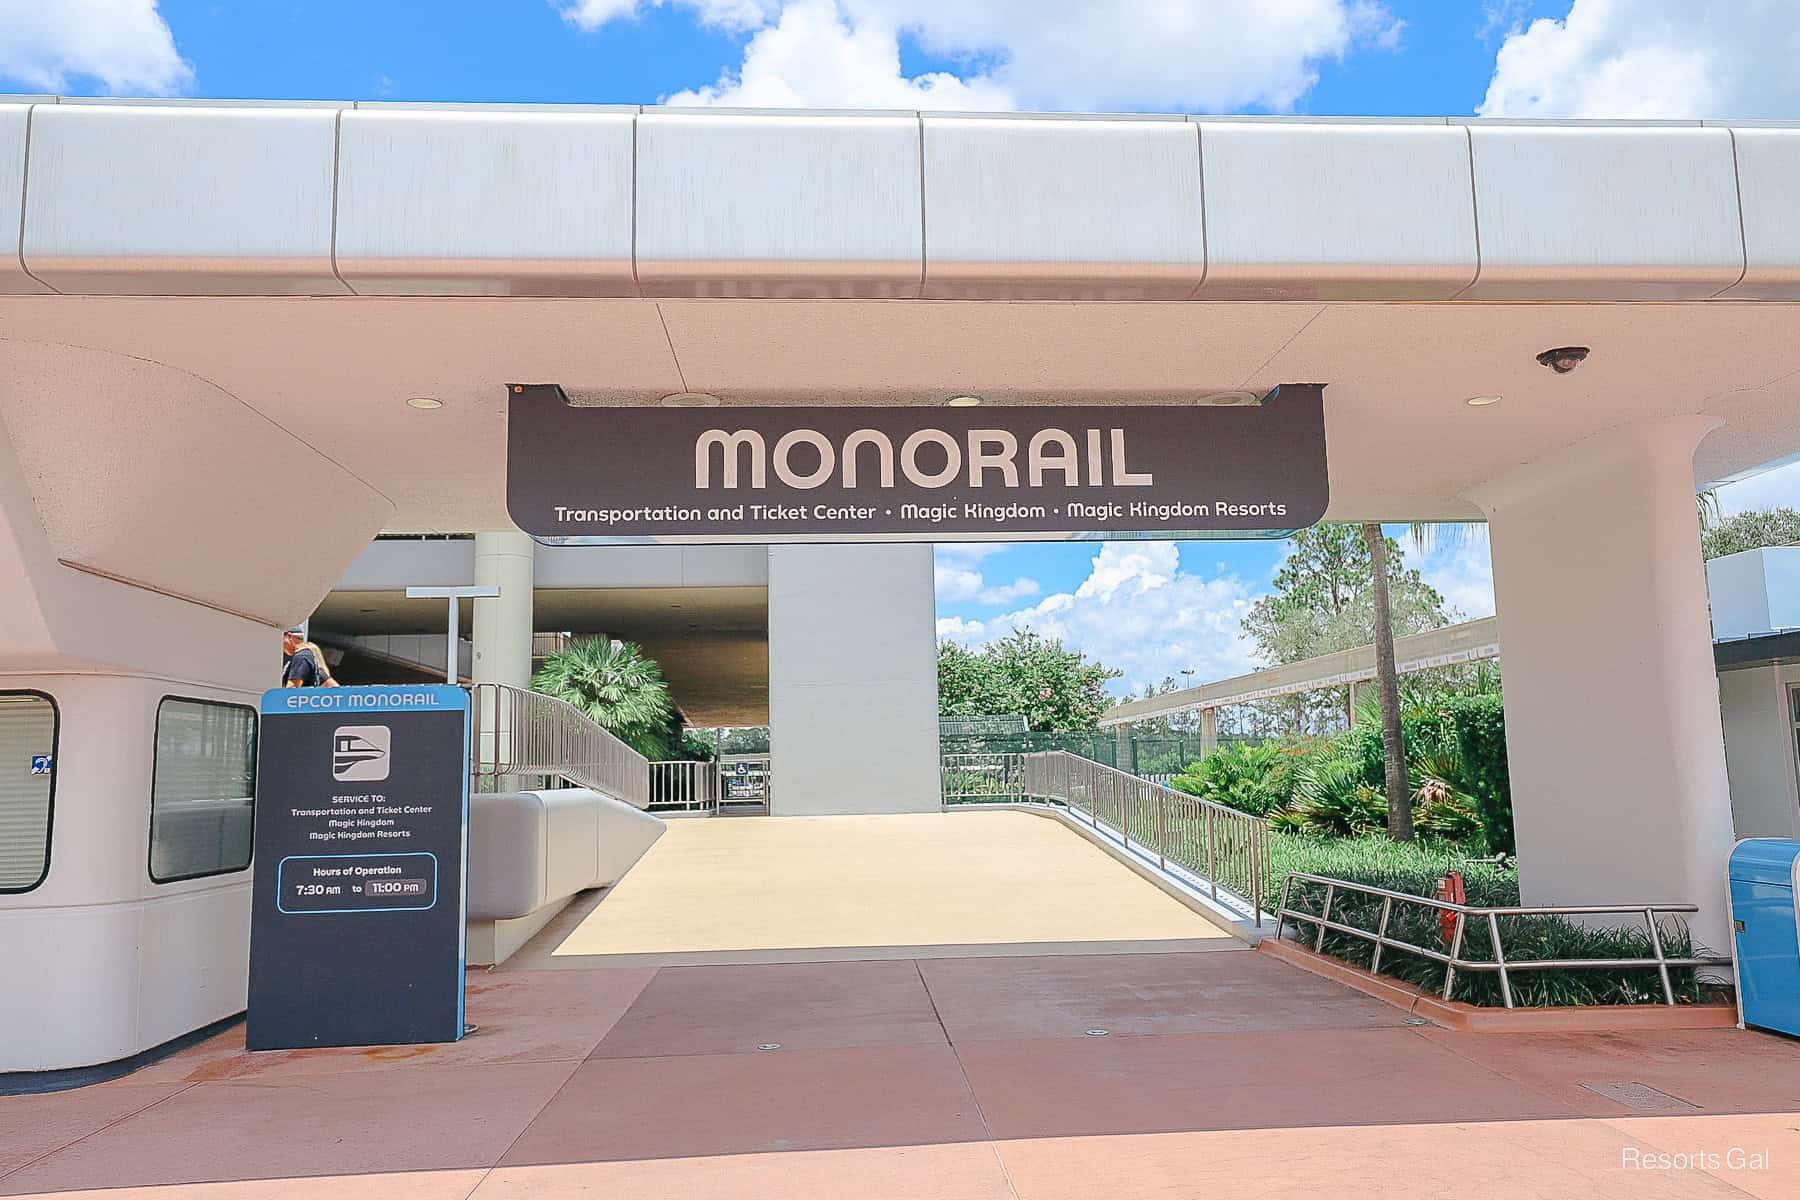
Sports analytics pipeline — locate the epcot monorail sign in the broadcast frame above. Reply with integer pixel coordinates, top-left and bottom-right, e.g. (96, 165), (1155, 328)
(506, 384), (1327, 543)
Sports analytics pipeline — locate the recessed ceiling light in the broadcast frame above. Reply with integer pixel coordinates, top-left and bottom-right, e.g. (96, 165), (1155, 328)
(946, 395), (982, 407)
(1199, 390), (1262, 406)
(405, 396), (443, 410)
(1465, 394), (1503, 407)
(660, 392), (721, 407)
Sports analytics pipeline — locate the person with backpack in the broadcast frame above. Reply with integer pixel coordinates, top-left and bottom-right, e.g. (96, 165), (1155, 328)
(281, 627), (338, 687)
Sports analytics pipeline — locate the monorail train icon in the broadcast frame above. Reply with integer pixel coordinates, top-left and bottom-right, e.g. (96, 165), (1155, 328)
(332, 726), (391, 782)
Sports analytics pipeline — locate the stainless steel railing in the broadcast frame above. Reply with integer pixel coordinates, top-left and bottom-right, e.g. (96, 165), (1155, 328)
(648, 759), (719, 812)
(941, 752), (1028, 803)
(467, 683), (650, 810)
(1276, 871), (1732, 1008)
(1013, 750), (1269, 926)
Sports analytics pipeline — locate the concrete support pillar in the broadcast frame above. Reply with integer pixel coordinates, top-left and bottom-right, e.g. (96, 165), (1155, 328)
(1200, 707), (1219, 756)
(472, 530), (535, 689)
(768, 544), (939, 815)
(1470, 416), (1735, 951)
(472, 530), (535, 789)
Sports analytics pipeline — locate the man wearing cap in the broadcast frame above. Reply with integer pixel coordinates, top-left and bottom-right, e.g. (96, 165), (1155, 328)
(281, 627), (338, 688)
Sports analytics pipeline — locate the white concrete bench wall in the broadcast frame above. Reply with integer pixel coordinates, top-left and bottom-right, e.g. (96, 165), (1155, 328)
(467, 787), (664, 965)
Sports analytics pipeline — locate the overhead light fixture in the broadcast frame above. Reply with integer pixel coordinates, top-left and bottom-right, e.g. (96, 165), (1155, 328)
(660, 392), (721, 408)
(405, 396), (443, 410)
(1536, 346), (1590, 375)
(946, 395), (982, 407)
(1465, 394), (1503, 407)
(1198, 390), (1262, 406)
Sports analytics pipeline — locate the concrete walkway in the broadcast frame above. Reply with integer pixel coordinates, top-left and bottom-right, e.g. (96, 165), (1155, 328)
(6, 812), (1800, 1198)
(509, 810), (1234, 968)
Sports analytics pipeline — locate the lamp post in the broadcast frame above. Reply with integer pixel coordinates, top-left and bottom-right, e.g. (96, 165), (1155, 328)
(405, 585), (501, 685)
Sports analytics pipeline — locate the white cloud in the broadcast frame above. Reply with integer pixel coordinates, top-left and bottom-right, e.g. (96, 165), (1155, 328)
(1480, 0), (1800, 119)
(667, 0), (1013, 109)
(939, 542), (1260, 695)
(556, 0), (776, 33)
(935, 614), (987, 641)
(933, 546), (1040, 605)
(569, 0), (1402, 112)
(0, 0), (191, 95)
(1414, 527), (1496, 621)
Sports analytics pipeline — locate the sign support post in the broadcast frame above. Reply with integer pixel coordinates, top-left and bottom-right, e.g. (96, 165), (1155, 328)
(404, 585), (501, 684)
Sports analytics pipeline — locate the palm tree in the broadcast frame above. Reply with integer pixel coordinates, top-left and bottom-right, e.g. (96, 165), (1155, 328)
(1360, 523), (1414, 840)
(1361, 520), (1489, 841)
(531, 636), (677, 759)
(1697, 488), (1722, 532)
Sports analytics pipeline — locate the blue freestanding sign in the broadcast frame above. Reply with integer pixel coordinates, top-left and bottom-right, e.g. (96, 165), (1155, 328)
(247, 686), (471, 1050)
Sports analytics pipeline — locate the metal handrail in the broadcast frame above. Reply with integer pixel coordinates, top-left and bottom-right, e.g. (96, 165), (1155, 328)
(648, 759), (720, 812)
(1008, 750), (1269, 926)
(467, 683), (650, 810)
(1276, 871), (1732, 1008)
(941, 752), (1028, 803)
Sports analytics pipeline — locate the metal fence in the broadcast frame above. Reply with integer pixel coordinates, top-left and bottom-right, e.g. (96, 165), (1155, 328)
(1275, 872), (1732, 1008)
(467, 683), (650, 809)
(944, 750), (1268, 925)
(718, 755), (773, 814)
(941, 752), (1028, 803)
(648, 759), (719, 812)
(939, 730), (1260, 779)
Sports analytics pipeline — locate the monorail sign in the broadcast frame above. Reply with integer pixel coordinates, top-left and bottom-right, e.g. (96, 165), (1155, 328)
(507, 384), (1327, 543)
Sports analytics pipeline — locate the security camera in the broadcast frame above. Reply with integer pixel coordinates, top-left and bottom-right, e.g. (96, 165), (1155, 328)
(1536, 346), (1591, 374)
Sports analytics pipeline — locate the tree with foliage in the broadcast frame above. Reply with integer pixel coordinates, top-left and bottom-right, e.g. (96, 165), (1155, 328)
(1241, 522), (1460, 838)
(531, 636), (679, 759)
(937, 630), (1119, 731)
(718, 727), (771, 755)
(677, 728), (719, 761)
(1239, 523), (1453, 742)
(1701, 507), (1800, 559)
(1242, 524), (1451, 666)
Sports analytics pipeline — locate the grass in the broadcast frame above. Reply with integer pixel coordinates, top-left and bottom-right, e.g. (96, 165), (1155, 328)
(1267, 832), (1728, 1008)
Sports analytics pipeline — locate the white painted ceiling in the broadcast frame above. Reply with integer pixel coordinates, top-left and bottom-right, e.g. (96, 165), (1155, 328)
(3, 296), (1798, 536)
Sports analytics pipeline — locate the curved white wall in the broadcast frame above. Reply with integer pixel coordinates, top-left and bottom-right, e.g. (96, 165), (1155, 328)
(0, 674), (258, 1072)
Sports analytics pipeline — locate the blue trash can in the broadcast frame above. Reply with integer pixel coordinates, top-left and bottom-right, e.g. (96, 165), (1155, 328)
(1728, 839), (1800, 1036)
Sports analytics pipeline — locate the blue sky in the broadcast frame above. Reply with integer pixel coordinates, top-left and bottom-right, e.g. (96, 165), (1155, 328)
(6, 0), (1798, 696)
(20, 1), (1560, 112)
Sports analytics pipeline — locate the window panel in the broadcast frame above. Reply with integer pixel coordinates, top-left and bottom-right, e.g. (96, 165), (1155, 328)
(0, 692), (56, 892)
(151, 697), (256, 883)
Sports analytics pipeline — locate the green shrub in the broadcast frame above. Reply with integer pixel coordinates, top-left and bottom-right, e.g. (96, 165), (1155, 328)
(1170, 741), (1287, 815)
(1266, 832), (1515, 905)
(1345, 694), (1512, 853)
(1170, 736), (1336, 817)
(1276, 759), (1386, 836)
(1443, 694), (1512, 853)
